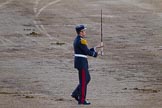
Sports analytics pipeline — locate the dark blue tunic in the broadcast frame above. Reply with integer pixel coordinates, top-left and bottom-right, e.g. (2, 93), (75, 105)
(73, 35), (98, 69)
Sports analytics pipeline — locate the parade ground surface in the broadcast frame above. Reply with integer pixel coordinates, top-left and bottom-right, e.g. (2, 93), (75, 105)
(0, 0), (162, 108)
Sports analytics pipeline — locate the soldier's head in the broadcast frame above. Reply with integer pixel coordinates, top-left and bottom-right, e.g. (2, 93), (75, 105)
(75, 24), (86, 37)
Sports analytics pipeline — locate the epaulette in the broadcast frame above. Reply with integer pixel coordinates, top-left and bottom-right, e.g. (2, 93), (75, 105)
(81, 38), (88, 45)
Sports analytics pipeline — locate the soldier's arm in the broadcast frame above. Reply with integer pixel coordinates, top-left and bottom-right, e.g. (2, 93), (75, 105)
(79, 39), (98, 57)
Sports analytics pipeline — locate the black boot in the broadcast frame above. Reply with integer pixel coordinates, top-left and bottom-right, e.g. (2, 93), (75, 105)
(78, 100), (91, 105)
(71, 94), (79, 102)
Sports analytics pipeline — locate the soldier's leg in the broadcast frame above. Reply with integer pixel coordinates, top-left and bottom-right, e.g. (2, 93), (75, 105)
(86, 68), (91, 84)
(84, 68), (91, 99)
(72, 85), (80, 96)
(71, 69), (81, 101)
(79, 68), (87, 103)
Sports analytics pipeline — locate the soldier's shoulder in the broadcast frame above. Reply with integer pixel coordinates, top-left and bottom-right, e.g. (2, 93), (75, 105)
(80, 38), (88, 45)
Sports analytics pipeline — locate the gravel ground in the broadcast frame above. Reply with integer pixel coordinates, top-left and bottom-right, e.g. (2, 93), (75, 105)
(0, 0), (162, 108)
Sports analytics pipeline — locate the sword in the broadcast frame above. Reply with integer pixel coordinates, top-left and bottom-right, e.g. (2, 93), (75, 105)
(101, 9), (104, 56)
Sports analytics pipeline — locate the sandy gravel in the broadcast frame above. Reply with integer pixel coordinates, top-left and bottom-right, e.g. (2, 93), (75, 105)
(0, 0), (162, 108)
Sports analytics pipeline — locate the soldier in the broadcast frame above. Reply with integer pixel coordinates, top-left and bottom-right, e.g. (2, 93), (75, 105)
(71, 24), (103, 105)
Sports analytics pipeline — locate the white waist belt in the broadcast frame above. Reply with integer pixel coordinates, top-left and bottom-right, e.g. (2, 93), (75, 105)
(74, 54), (87, 58)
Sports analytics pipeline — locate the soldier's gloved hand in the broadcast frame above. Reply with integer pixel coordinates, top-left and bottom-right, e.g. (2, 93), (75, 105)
(94, 42), (104, 51)
(96, 42), (104, 48)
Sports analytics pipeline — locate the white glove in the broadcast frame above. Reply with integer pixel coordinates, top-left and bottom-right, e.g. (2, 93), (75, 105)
(95, 42), (104, 49)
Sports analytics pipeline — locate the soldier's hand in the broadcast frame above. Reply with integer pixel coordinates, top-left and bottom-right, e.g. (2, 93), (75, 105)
(95, 42), (104, 49)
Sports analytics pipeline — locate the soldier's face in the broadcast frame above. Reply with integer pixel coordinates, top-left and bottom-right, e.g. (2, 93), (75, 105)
(80, 30), (86, 37)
